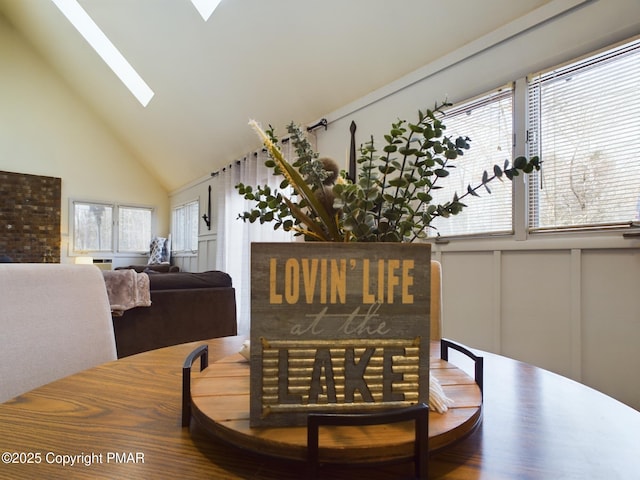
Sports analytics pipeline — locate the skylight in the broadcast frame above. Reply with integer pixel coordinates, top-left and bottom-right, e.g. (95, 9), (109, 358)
(49, 0), (154, 107)
(190, 0), (223, 21)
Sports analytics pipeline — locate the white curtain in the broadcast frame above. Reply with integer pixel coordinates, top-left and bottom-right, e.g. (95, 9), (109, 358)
(214, 147), (294, 335)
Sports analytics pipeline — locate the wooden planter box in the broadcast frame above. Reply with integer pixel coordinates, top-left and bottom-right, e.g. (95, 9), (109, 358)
(250, 242), (431, 427)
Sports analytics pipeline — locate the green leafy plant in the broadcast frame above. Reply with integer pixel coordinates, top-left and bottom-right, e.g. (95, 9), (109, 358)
(237, 101), (540, 242)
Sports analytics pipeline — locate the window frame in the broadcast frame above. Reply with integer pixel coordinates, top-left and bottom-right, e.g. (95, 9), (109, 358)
(426, 84), (517, 239)
(431, 35), (640, 243)
(171, 199), (199, 255)
(525, 35), (640, 235)
(117, 204), (154, 253)
(69, 199), (156, 257)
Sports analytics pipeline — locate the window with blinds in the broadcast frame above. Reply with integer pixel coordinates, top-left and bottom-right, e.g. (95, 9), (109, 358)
(172, 200), (199, 252)
(428, 86), (515, 237)
(527, 37), (640, 231)
(72, 201), (153, 253)
(118, 206), (152, 252)
(73, 201), (114, 252)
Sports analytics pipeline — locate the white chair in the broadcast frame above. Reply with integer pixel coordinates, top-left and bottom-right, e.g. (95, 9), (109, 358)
(0, 264), (117, 403)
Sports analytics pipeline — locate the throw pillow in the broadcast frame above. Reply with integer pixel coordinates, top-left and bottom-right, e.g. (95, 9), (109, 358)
(148, 237), (166, 265)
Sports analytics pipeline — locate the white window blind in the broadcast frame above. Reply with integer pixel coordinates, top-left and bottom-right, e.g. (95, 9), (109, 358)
(118, 206), (152, 252)
(527, 37), (640, 230)
(73, 201), (113, 252)
(185, 201), (199, 251)
(72, 201), (153, 253)
(428, 86), (515, 237)
(172, 200), (199, 252)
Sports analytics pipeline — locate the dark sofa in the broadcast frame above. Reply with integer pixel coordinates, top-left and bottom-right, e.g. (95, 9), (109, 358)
(111, 270), (237, 358)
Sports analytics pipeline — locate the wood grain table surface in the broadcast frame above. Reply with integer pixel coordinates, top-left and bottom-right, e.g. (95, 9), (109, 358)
(1, 335), (639, 479)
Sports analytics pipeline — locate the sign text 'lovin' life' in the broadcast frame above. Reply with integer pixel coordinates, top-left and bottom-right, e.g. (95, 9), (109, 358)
(250, 242), (430, 427)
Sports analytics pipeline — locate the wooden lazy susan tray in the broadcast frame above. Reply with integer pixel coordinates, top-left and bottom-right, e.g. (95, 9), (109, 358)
(187, 347), (482, 464)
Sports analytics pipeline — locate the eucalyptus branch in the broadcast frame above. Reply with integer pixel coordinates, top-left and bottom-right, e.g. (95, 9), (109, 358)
(382, 102), (455, 237)
(407, 155), (541, 242)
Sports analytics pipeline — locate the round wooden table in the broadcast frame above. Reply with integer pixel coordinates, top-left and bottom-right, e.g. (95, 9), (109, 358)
(1, 336), (639, 479)
(188, 348), (482, 463)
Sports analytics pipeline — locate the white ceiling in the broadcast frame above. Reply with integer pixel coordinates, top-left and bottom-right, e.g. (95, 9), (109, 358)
(0, 0), (550, 191)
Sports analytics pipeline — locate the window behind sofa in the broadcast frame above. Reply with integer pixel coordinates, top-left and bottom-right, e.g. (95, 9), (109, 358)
(172, 200), (199, 253)
(72, 200), (153, 253)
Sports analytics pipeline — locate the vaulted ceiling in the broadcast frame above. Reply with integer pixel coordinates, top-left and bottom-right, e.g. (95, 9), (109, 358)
(0, 0), (550, 191)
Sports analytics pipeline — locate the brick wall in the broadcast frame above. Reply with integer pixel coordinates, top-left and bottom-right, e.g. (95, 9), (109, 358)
(0, 170), (61, 263)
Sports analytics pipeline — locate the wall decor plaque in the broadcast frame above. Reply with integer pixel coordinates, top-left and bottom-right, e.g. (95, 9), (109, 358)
(250, 242), (430, 427)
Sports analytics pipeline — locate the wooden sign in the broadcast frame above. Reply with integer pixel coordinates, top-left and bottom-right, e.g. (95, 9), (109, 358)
(250, 242), (430, 427)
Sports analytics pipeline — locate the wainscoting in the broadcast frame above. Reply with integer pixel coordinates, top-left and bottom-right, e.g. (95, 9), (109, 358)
(435, 243), (640, 410)
(172, 235), (217, 273)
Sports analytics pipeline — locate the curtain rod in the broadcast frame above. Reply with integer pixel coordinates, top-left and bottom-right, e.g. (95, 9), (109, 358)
(210, 118), (328, 176)
(307, 118), (328, 132)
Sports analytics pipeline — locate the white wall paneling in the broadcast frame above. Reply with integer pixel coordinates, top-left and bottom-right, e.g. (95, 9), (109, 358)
(580, 249), (640, 410)
(198, 236), (217, 273)
(172, 254), (201, 273)
(436, 245), (639, 410)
